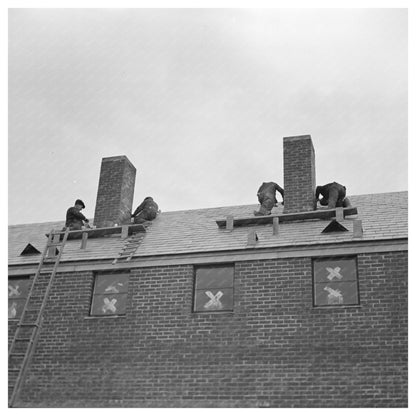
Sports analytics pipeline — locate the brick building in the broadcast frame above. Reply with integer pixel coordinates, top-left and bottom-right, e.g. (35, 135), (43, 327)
(8, 136), (408, 407)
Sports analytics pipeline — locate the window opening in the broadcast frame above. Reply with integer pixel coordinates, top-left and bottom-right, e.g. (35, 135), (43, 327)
(313, 257), (359, 306)
(194, 265), (234, 312)
(90, 273), (129, 316)
(8, 277), (31, 319)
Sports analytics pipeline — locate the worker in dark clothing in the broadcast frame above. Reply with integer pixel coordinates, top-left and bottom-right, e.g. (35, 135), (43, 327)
(131, 197), (159, 224)
(315, 182), (352, 209)
(254, 182), (284, 216)
(65, 199), (90, 230)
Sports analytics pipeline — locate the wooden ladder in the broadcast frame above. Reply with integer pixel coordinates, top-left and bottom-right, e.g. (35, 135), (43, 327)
(112, 231), (146, 265)
(8, 228), (69, 407)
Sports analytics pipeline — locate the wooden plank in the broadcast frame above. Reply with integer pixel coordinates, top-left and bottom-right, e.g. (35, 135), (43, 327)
(46, 224), (146, 239)
(279, 207), (358, 222)
(335, 207), (344, 221)
(80, 232), (88, 249)
(273, 217), (279, 235)
(216, 207), (358, 228)
(121, 225), (129, 239)
(219, 215), (278, 227)
(47, 234), (60, 257)
(226, 216), (234, 231)
(353, 219), (363, 238)
(247, 230), (258, 246)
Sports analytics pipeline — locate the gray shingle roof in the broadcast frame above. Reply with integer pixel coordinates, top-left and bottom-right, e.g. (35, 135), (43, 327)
(8, 191), (408, 266)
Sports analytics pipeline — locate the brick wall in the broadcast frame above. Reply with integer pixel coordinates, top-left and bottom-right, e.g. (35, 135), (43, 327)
(13, 251), (407, 407)
(93, 156), (136, 228)
(283, 135), (317, 213)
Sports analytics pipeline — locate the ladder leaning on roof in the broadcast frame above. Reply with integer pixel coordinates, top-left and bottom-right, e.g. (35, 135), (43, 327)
(8, 228), (69, 408)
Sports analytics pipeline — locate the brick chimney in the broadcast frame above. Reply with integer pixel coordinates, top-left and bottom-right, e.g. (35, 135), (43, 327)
(93, 156), (136, 228)
(283, 135), (317, 213)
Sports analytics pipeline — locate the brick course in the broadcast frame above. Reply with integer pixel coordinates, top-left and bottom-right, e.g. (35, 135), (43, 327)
(13, 251), (407, 407)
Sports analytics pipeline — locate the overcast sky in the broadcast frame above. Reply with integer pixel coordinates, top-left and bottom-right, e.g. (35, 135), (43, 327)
(8, 8), (407, 225)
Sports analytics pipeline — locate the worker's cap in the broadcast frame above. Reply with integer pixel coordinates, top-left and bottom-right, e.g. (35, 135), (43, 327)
(75, 199), (85, 208)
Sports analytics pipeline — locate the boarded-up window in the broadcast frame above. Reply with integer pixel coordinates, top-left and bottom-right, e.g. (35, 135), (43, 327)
(8, 277), (31, 319)
(90, 273), (129, 316)
(313, 257), (359, 306)
(194, 265), (234, 312)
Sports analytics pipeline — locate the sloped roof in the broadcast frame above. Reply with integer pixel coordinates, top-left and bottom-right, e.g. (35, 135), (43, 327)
(8, 191), (408, 266)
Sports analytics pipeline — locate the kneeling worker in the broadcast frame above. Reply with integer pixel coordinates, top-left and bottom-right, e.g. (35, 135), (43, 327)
(315, 182), (352, 209)
(254, 182), (284, 216)
(65, 199), (90, 230)
(131, 196), (159, 224)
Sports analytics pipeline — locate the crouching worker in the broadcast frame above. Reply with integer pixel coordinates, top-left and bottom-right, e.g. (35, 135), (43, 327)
(131, 196), (159, 224)
(65, 199), (90, 230)
(315, 182), (352, 209)
(254, 182), (284, 216)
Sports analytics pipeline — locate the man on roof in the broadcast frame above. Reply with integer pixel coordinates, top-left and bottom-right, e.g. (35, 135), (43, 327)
(131, 197), (159, 224)
(65, 199), (90, 230)
(254, 182), (284, 216)
(315, 182), (352, 209)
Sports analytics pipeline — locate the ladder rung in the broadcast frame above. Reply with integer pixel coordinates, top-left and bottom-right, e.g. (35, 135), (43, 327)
(15, 325), (36, 333)
(26, 297), (44, 302)
(18, 322), (39, 327)
(9, 352), (26, 357)
(15, 337), (33, 342)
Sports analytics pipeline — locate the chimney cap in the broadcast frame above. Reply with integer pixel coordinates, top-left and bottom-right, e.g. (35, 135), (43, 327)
(283, 134), (312, 143)
(101, 155), (136, 169)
